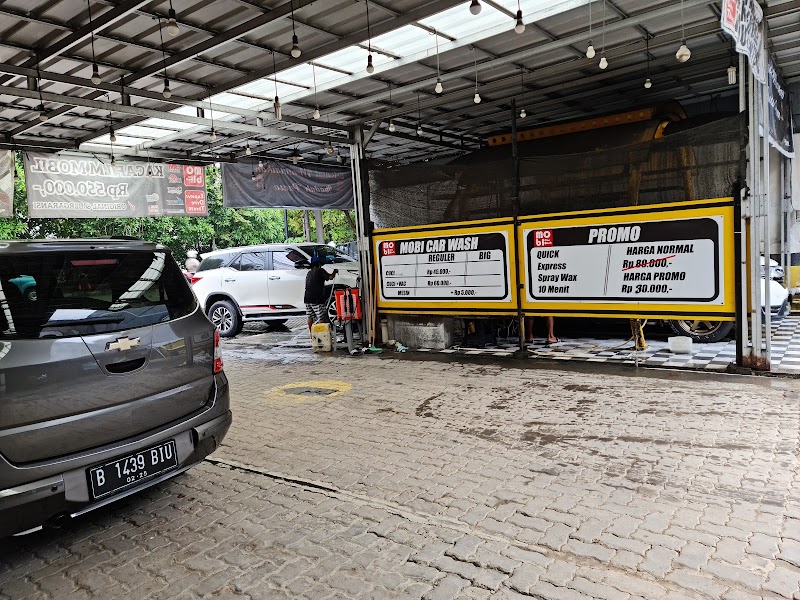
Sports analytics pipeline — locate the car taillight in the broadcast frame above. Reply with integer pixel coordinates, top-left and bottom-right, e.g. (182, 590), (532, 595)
(213, 329), (223, 374)
(190, 274), (203, 285)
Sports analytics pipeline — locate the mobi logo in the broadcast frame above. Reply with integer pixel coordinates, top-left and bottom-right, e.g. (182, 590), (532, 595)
(723, 0), (737, 28)
(533, 230), (553, 247)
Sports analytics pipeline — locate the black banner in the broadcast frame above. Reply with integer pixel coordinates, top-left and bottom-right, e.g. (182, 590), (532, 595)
(768, 54), (796, 158)
(222, 159), (352, 210)
(24, 153), (208, 218)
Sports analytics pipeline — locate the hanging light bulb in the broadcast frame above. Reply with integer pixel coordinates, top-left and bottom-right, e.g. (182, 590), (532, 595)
(91, 63), (101, 85)
(388, 120), (396, 133)
(290, 149), (300, 165)
(435, 78), (443, 94)
(519, 108), (526, 119)
(273, 96), (282, 120)
(599, 54), (608, 69)
(312, 106), (321, 120)
(586, 43), (595, 59)
(474, 92), (481, 104)
(245, 142), (252, 156)
(366, 54), (374, 74)
(162, 79), (172, 98)
(326, 142), (334, 156)
(258, 159), (263, 168)
(146, 164), (153, 177)
(675, 40), (691, 63)
(13, 168), (19, 181)
(210, 128), (217, 142)
(644, 77), (652, 89)
(167, 8), (179, 36)
(727, 64), (737, 85)
(417, 124), (423, 136)
(291, 34), (302, 59)
(469, 0), (481, 15)
(514, 9), (525, 34)
(675, 0), (690, 63)
(251, 171), (256, 181)
(38, 106), (48, 121)
(109, 128), (117, 143)
(110, 155), (116, 166)
(336, 152), (343, 164)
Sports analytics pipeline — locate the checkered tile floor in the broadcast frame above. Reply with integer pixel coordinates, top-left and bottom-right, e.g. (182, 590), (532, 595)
(417, 316), (800, 375)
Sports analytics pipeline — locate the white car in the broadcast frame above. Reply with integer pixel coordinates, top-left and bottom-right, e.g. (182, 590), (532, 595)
(191, 243), (360, 337)
(667, 257), (790, 342)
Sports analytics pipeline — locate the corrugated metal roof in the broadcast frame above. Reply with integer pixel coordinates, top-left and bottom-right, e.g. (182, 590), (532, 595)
(0, 0), (797, 165)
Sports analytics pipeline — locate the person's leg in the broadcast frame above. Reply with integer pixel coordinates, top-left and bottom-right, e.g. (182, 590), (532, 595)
(524, 316), (534, 343)
(306, 304), (315, 333)
(318, 304), (330, 324)
(546, 316), (557, 343)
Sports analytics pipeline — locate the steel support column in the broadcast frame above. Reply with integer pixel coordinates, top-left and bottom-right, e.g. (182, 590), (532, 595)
(736, 52), (748, 367)
(762, 70), (772, 366)
(314, 209), (324, 244)
(350, 127), (374, 345)
(510, 99), (524, 357)
(747, 68), (764, 364)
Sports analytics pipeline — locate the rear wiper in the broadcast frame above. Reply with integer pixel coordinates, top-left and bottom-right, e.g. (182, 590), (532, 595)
(43, 316), (125, 327)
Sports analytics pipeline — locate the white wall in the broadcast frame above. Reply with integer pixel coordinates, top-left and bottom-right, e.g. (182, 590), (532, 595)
(767, 134), (798, 254)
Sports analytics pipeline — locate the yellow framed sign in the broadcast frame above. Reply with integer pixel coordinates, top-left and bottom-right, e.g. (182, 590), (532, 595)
(519, 199), (736, 319)
(373, 218), (517, 314)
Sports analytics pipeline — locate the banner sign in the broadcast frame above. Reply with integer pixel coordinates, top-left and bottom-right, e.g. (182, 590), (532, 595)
(24, 153), (208, 218)
(520, 200), (736, 319)
(373, 201), (734, 319)
(222, 159), (352, 210)
(0, 150), (12, 218)
(767, 54), (796, 158)
(721, 0), (766, 84)
(374, 220), (516, 314)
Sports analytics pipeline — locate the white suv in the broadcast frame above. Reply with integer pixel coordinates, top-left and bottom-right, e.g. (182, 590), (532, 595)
(191, 243), (360, 337)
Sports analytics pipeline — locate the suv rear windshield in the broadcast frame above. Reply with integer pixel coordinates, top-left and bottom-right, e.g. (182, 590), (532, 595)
(298, 245), (357, 264)
(0, 250), (196, 339)
(197, 252), (235, 272)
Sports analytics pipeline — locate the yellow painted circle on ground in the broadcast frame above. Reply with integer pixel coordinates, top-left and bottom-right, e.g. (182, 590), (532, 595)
(265, 380), (353, 404)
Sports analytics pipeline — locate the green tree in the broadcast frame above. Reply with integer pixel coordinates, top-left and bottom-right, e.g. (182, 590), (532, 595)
(0, 157), (356, 257)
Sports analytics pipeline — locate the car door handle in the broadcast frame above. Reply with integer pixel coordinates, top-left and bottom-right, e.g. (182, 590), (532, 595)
(223, 278), (236, 282)
(269, 276), (281, 280)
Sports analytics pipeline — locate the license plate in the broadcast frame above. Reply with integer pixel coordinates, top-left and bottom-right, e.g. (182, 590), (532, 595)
(88, 440), (178, 499)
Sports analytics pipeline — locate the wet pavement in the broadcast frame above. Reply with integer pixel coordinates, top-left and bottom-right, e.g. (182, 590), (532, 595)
(1, 330), (800, 600)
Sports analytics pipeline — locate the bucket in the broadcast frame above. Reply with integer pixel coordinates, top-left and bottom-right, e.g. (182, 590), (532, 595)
(311, 323), (333, 352)
(668, 336), (692, 354)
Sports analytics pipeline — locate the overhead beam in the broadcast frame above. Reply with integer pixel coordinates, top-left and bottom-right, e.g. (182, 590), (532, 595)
(4, 0), (317, 137)
(0, 86), (352, 145)
(363, 119), (383, 148)
(323, 0), (713, 117)
(23, 0), (153, 67)
(118, 0), (317, 87)
(349, 18), (727, 127)
(79, 0), (465, 152)
(0, 62), (351, 134)
(208, 0), (465, 96)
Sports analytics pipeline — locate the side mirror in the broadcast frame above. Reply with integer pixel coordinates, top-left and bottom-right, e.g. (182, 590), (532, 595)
(294, 259), (310, 269)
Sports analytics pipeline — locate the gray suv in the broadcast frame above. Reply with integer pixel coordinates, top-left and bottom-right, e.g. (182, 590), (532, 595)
(0, 239), (231, 537)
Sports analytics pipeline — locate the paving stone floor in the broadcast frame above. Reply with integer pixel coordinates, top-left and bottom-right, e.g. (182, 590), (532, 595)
(1, 350), (799, 599)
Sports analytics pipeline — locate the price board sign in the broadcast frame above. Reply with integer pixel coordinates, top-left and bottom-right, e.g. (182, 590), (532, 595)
(519, 199), (736, 319)
(374, 220), (516, 314)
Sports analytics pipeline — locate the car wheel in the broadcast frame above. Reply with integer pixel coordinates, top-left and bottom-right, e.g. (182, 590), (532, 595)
(208, 300), (242, 338)
(327, 295), (338, 324)
(667, 319), (733, 343)
(25, 287), (37, 302)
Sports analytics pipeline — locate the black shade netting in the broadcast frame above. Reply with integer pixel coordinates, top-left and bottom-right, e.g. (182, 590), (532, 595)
(368, 114), (743, 228)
